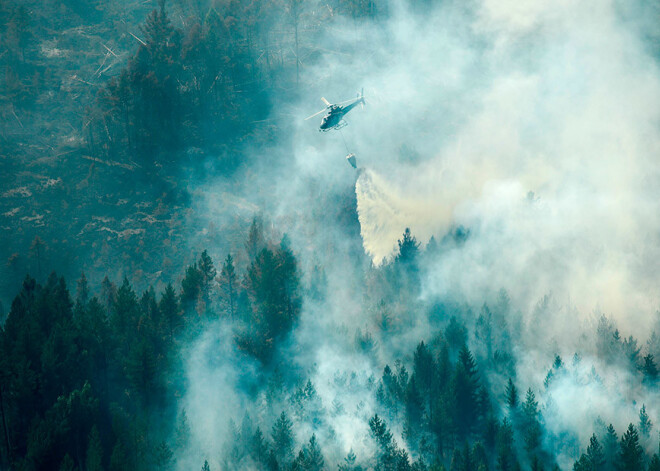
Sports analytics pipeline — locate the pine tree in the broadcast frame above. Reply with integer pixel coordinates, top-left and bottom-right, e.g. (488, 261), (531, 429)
(396, 228), (420, 265)
(452, 345), (480, 437)
(522, 388), (542, 454)
(125, 338), (158, 403)
(113, 277), (140, 339)
(201, 460), (211, 471)
(413, 341), (436, 393)
(586, 433), (605, 469)
(251, 427), (269, 464)
(198, 250), (216, 305)
(445, 317), (468, 351)
(159, 283), (181, 341)
(505, 378), (518, 409)
(602, 424), (618, 471)
(618, 424), (644, 471)
(369, 414), (393, 450)
(220, 253), (237, 318)
(272, 411), (294, 466)
(154, 441), (173, 470)
(496, 418), (518, 471)
(642, 354), (659, 384)
(300, 434), (324, 471)
(181, 262), (202, 308)
(648, 454), (660, 471)
(338, 449), (361, 471)
(573, 455), (590, 471)
(639, 404), (653, 438)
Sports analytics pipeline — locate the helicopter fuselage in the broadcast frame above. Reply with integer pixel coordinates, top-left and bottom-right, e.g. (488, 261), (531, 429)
(319, 108), (343, 131)
(319, 98), (363, 131)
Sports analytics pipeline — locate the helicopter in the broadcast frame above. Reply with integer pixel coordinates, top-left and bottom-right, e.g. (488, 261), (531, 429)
(305, 89), (365, 131)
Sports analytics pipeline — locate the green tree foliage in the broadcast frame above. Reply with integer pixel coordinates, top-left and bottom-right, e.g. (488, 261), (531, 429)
(181, 262), (203, 309)
(496, 418), (518, 471)
(521, 388), (542, 455)
(586, 433), (605, 469)
(292, 434), (324, 471)
(413, 341), (437, 393)
(638, 404), (653, 438)
(220, 253), (238, 318)
(451, 345), (481, 438)
(505, 378), (518, 409)
(602, 424), (619, 471)
(238, 237), (301, 362)
(99, 2), (184, 160)
(642, 354), (658, 384)
(396, 228), (420, 265)
(338, 449), (363, 471)
(618, 424), (644, 471)
(445, 317), (468, 352)
(3, 217), (660, 471)
(368, 414), (413, 471)
(0, 266), (200, 470)
(272, 411), (294, 467)
(159, 283), (181, 341)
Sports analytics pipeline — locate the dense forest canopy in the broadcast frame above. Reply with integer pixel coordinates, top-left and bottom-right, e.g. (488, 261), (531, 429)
(2, 0), (660, 470)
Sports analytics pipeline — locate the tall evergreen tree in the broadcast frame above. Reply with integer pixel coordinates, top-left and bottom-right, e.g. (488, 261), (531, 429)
(505, 378), (518, 409)
(618, 424), (644, 471)
(522, 388), (542, 455)
(220, 253), (237, 318)
(642, 354), (658, 384)
(602, 424), (618, 471)
(272, 411), (294, 466)
(586, 433), (605, 470)
(496, 418), (518, 471)
(639, 405), (653, 438)
(159, 283), (181, 341)
(452, 345), (480, 437)
(396, 228), (420, 265)
(297, 434), (324, 471)
(198, 250), (216, 306)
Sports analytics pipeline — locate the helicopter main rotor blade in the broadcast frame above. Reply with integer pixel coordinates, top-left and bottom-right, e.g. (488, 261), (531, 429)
(336, 95), (366, 105)
(321, 97), (331, 106)
(305, 109), (326, 120)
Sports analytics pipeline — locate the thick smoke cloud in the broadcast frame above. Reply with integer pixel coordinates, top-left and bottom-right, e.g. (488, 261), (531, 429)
(181, 0), (660, 468)
(340, 0), (660, 330)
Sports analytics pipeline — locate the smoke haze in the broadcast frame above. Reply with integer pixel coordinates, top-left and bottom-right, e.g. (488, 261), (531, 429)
(174, 0), (660, 468)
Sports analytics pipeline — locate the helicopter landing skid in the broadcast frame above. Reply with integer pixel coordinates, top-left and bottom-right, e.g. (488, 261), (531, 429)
(332, 120), (348, 131)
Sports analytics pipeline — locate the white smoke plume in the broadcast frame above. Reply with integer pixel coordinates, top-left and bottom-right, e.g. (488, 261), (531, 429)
(180, 0), (660, 467)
